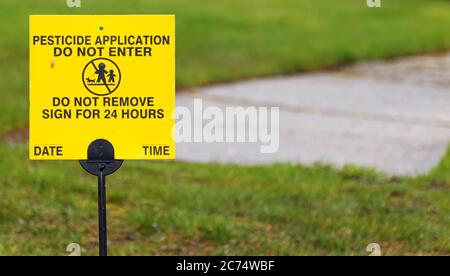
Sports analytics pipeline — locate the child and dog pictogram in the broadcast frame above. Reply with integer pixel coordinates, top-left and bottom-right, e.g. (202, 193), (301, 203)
(82, 58), (121, 96)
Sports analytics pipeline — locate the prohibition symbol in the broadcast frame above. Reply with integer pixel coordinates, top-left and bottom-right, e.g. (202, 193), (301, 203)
(82, 58), (121, 96)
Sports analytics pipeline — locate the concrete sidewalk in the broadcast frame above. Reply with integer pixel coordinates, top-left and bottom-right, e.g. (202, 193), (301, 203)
(176, 54), (450, 176)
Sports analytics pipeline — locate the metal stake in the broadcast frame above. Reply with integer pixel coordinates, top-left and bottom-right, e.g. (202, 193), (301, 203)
(98, 170), (107, 256)
(80, 139), (123, 256)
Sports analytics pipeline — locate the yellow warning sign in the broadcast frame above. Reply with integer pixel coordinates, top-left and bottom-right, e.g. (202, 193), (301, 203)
(29, 15), (176, 160)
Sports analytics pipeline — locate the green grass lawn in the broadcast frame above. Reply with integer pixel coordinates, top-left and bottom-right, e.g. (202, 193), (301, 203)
(1, 0), (450, 133)
(0, 143), (449, 256)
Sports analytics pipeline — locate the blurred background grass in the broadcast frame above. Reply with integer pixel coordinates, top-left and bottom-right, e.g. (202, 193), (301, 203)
(1, 144), (449, 255)
(0, 0), (449, 255)
(1, 0), (450, 133)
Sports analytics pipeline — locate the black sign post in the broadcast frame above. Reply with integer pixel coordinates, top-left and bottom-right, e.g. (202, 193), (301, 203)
(80, 139), (123, 256)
